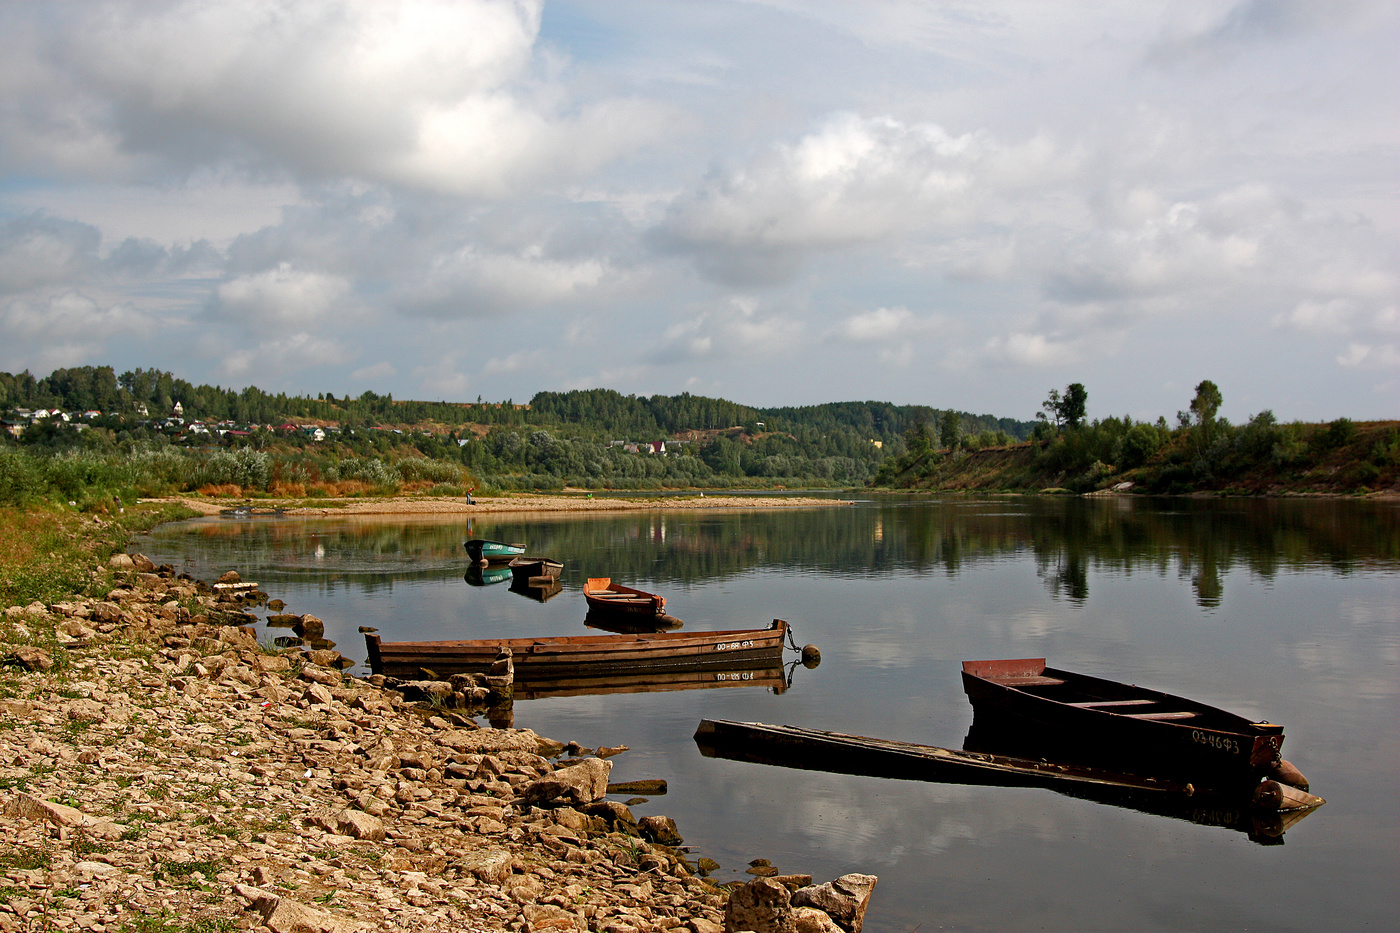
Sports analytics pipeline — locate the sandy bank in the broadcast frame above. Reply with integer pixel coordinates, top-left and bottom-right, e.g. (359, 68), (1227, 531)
(151, 492), (853, 517)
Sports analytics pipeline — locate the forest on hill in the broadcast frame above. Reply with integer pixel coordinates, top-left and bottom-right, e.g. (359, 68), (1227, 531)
(0, 365), (1034, 503)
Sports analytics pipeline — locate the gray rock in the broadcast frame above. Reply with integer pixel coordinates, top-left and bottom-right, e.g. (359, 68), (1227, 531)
(639, 814), (683, 846)
(10, 646), (54, 671)
(335, 808), (385, 841)
(792, 874), (879, 933)
(462, 847), (514, 885)
(725, 877), (796, 933)
(521, 757), (611, 807)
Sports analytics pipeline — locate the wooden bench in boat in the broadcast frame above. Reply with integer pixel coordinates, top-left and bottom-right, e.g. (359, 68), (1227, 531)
(1065, 699), (1158, 708)
(1122, 711), (1200, 720)
(995, 675), (1067, 686)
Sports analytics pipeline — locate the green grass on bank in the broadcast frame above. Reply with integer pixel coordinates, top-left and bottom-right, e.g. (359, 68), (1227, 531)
(0, 502), (197, 607)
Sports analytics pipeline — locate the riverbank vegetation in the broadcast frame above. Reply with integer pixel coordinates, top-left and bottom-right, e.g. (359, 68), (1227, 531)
(875, 381), (1398, 496)
(2, 366), (1393, 504)
(0, 501), (196, 607)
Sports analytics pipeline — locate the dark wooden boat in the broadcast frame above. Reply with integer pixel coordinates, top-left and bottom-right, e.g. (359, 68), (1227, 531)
(365, 619), (787, 678)
(508, 556), (563, 587)
(695, 719), (1323, 845)
(961, 658), (1285, 789)
(463, 538), (526, 564)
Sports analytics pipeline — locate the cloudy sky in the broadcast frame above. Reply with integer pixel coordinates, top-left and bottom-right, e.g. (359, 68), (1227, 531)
(1, 1), (1395, 422)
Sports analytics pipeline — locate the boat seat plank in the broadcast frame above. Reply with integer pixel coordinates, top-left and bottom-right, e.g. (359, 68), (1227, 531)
(997, 675), (1067, 686)
(1065, 699), (1158, 708)
(1122, 710), (1200, 720)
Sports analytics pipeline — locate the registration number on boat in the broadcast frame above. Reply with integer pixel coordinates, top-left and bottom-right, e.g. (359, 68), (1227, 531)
(1191, 730), (1242, 755)
(714, 639), (755, 651)
(713, 671), (755, 682)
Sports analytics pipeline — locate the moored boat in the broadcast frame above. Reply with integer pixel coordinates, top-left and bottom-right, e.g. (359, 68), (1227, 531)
(463, 538), (526, 564)
(582, 577), (667, 618)
(365, 618), (788, 678)
(508, 556), (564, 587)
(961, 658), (1286, 789)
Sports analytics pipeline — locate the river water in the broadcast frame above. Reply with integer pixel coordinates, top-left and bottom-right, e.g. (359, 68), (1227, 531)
(133, 495), (1399, 932)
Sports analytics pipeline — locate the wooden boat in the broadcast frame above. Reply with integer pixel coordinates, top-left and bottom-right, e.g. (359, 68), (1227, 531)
(582, 578), (667, 618)
(463, 538), (526, 564)
(365, 619), (788, 678)
(694, 719), (1323, 845)
(508, 556), (564, 587)
(961, 658), (1286, 789)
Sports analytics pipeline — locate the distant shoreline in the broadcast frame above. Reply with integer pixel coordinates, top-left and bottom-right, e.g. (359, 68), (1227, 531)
(146, 492), (855, 516)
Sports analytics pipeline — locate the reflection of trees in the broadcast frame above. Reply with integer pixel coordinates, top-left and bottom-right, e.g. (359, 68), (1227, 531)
(136, 498), (1399, 609)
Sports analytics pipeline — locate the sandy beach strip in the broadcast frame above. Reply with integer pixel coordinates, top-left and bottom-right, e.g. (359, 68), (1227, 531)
(152, 492), (854, 516)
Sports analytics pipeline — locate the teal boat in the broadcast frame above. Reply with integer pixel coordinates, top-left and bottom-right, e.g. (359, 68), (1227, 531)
(463, 538), (526, 564)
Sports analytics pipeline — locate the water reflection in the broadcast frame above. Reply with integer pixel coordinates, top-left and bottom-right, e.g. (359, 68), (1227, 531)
(140, 496), (1400, 611)
(695, 716), (1321, 847)
(129, 496), (1398, 933)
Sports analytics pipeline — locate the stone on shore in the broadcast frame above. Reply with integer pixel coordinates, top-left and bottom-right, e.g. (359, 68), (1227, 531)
(792, 874), (879, 933)
(522, 757), (612, 806)
(726, 876), (796, 933)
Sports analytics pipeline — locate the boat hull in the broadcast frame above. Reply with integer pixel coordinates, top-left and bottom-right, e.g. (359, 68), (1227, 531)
(463, 539), (526, 564)
(365, 619), (787, 678)
(961, 658), (1284, 790)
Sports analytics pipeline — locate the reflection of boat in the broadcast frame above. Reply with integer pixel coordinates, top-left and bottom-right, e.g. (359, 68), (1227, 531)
(695, 719), (1324, 846)
(585, 608), (684, 634)
(961, 658), (1285, 790)
(583, 577), (669, 619)
(464, 538), (526, 564)
(516, 664), (787, 700)
(509, 577), (564, 603)
(695, 719), (1192, 795)
(365, 619), (788, 678)
(508, 556), (564, 587)
(464, 565), (514, 586)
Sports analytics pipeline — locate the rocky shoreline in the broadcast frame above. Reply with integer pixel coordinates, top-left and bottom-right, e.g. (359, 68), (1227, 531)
(0, 553), (876, 933)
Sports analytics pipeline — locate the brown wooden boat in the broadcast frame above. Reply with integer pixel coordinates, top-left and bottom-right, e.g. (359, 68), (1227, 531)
(583, 577), (666, 618)
(961, 658), (1286, 789)
(365, 619), (787, 678)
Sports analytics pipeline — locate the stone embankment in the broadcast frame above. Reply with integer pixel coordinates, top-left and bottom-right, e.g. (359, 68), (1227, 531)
(0, 555), (876, 933)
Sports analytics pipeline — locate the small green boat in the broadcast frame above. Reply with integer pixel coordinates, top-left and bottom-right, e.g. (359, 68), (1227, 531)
(463, 538), (526, 564)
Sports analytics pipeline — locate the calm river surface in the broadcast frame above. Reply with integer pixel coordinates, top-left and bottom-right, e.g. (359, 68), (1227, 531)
(134, 495), (1399, 932)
